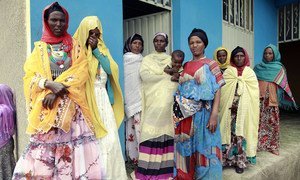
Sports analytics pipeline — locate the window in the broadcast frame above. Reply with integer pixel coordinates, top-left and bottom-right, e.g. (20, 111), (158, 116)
(278, 3), (300, 43)
(223, 0), (253, 31)
(223, 0), (229, 21)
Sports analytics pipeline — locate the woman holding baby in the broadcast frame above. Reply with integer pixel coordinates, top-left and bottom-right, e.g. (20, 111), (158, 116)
(173, 28), (224, 180)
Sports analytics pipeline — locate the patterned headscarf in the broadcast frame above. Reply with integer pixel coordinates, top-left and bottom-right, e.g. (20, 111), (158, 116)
(254, 44), (297, 110)
(41, 2), (73, 52)
(230, 46), (250, 76)
(123, 33), (144, 54)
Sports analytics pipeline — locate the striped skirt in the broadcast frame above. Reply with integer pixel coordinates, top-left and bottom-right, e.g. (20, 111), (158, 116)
(135, 135), (174, 180)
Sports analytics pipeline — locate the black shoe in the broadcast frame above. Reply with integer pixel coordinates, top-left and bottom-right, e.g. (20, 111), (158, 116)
(235, 166), (244, 174)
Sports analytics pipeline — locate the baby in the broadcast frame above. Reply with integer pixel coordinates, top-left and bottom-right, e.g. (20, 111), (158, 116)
(164, 50), (185, 82)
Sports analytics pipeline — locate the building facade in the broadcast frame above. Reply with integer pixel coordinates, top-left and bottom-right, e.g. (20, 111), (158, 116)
(0, 0), (298, 157)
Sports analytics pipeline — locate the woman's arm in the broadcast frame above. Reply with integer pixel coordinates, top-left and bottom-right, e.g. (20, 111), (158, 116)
(207, 89), (220, 133)
(92, 48), (111, 75)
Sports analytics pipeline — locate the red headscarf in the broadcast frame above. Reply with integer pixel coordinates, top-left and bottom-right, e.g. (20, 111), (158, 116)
(41, 2), (72, 52)
(230, 46), (250, 76)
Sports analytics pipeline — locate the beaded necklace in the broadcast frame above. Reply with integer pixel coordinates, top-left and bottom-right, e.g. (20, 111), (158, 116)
(47, 43), (68, 69)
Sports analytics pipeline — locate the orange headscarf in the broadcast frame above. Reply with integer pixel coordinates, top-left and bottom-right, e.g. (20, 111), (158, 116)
(41, 2), (73, 52)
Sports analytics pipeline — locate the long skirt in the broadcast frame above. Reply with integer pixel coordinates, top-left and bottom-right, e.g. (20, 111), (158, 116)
(257, 90), (280, 155)
(12, 105), (102, 179)
(125, 113), (141, 165)
(222, 93), (255, 169)
(0, 138), (15, 180)
(94, 80), (127, 179)
(135, 135), (174, 180)
(174, 107), (222, 180)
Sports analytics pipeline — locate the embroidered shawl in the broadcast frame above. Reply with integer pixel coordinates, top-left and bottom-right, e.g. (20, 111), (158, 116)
(139, 51), (177, 142)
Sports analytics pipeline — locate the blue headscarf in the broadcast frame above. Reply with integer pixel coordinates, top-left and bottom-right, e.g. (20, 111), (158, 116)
(254, 44), (297, 110)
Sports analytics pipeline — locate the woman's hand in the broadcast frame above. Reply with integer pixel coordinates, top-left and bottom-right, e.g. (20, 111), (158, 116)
(206, 89), (221, 133)
(164, 65), (173, 75)
(42, 93), (58, 109)
(207, 113), (218, 133)
(45, 81), (69, 98)
(88, 36), (98, 50)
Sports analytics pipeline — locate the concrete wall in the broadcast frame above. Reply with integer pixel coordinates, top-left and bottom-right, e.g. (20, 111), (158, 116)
(254, 0), (278, 65)
(172, 0), (223, 61)
(0, 0), (29, 157)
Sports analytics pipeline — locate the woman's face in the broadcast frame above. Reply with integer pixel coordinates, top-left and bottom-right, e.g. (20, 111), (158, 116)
(47, 11), (66, 37)
(217, 50), (227, 64)
(189, 36), (205, 57)
(88, 28), (100, 39)
(130, 39), (143, 54)
(264, 47), (274, 62)
(153, 35), (167, 52)
(233, 52), (245, 67)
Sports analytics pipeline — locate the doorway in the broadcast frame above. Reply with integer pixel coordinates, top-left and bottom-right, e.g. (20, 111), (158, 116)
(279, 41), (300, 105)
(123, 0), (172, 55)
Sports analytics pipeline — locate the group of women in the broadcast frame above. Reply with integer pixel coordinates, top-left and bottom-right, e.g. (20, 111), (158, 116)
(0, 1), (296, 180)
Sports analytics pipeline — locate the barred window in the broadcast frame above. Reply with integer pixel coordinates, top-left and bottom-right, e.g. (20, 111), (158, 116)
(223, 0), (253, 31)
(278, 3), (300, 43)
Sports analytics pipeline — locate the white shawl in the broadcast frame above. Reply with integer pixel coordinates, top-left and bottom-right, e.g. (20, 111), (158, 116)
(219, 66), (260, 157)
(139, 52), (177, 142)
(124, 52), (143, 118)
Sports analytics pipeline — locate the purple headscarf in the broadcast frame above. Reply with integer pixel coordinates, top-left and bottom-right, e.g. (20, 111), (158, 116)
(0, 84), (15, 148)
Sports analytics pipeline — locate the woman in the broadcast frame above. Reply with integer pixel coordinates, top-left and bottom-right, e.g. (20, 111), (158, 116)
(123, 33), (144, 165)
(135, 32), (177, 179)
(213, 47), (231, 73)
(0, 84), (16, 180)
(219, 46), (259, 174)
(73, 16), (127, 179)
(13, 3), (104, 179)
(173, 28), (224, 180)
(254, 44), (297, 155)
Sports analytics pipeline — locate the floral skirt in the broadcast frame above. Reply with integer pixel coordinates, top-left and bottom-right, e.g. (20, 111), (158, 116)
(222, 93), (256, 169)
(257, 95), (280, 155)
(125, 113), (141, 165)
(12, 105), (102, 180)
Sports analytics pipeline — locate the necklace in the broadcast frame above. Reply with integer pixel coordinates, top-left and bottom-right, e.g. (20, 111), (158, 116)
(47, 44), (68, 69)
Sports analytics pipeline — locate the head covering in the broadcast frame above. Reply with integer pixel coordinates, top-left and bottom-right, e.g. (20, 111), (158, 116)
(43, 1), (64, 20)
(213, 47), (231, 70)
(0, 84), (15, 146)
(73, 16), (124, 128)
(230, 46), (250, 76)
(153, 32), (169, 46)
(254, 44), (297, 110)
(0, 84), (15, 110)
(123, 33), (144, 54)
(41, 2), (73, 52)
(188, 28), (208, 47)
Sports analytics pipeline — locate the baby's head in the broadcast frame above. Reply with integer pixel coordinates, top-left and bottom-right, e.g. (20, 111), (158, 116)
(171, 50), (184, 70)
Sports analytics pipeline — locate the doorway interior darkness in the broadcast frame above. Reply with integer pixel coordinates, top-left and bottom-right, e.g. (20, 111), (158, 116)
(123, 0), (167, 19)
(279, 40), (300, 107)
